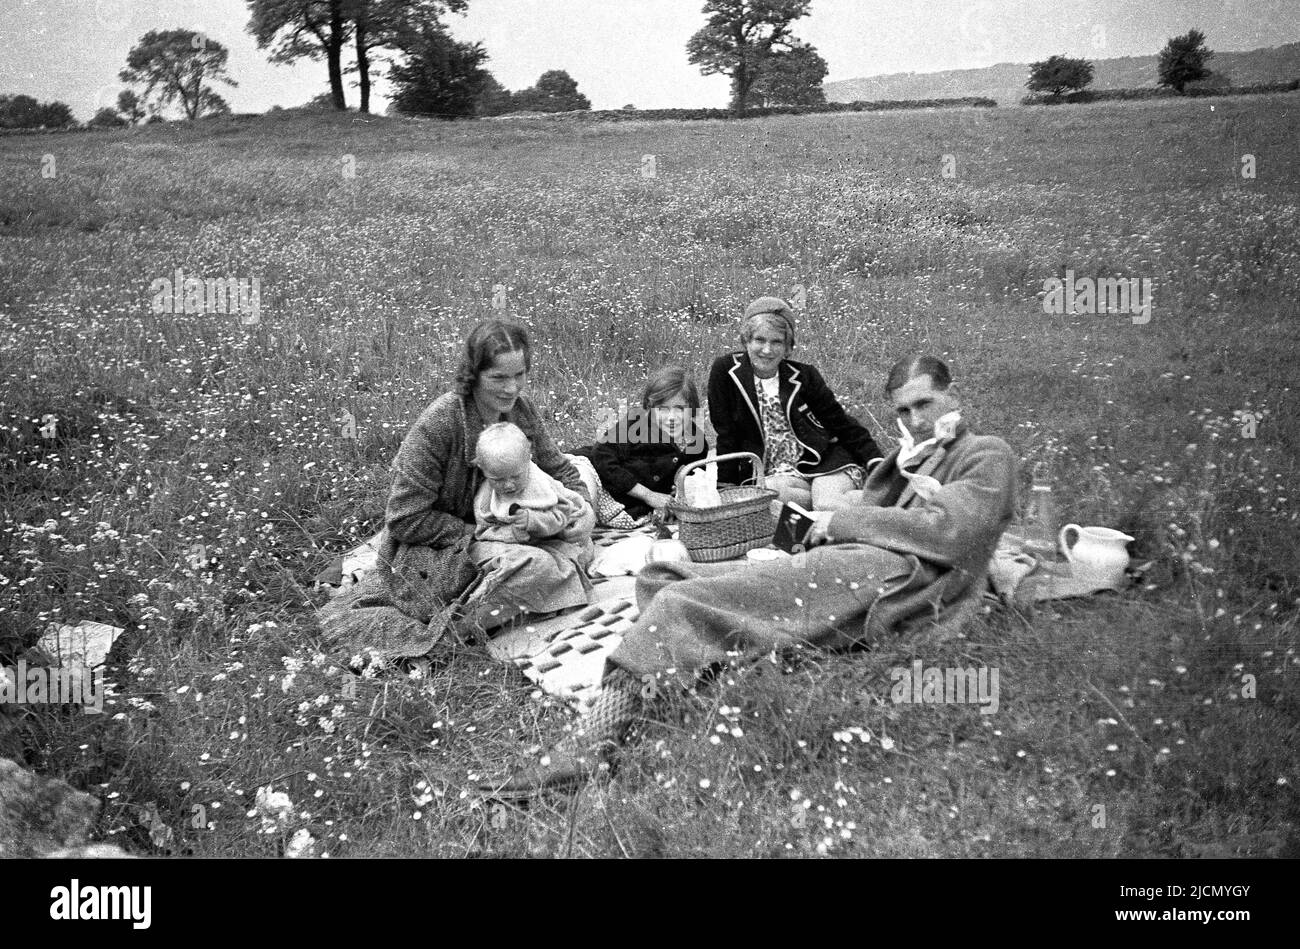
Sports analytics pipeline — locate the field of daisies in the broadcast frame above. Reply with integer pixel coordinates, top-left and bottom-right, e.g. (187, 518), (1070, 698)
(1, 93), (1297, 857)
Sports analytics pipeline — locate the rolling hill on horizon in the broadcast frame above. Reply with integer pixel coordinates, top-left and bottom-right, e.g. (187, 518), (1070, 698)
(826, 41), (1300, 105)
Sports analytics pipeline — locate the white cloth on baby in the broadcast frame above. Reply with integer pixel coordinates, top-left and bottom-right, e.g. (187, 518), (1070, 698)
(485, 461), (560, 518)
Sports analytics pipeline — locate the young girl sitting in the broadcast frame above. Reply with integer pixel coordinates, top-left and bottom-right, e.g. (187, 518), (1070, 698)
(568, 366), (711, 528)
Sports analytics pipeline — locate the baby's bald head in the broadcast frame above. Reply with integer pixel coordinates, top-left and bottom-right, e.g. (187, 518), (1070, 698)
(476, 422), (532, 496)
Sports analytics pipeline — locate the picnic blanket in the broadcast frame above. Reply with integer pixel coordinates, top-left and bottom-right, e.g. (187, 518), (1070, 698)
(484, 593), (640, 712)
(312, 517), (1130, 704)
(312, 521), (660, 670)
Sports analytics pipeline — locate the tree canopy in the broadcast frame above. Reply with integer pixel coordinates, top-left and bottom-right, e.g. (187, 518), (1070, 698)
(247, 0), (467, 112)
(1158, 28), (1214, 93)
(248, 0), (352, 110)
(511, 70), (591, 112)
(387, 24), (490, 118)
(1026, 55), (1095, 98)
(686, 0), (814, 113)
(746, 38), (827, 107)
(474, 73), (514, 116)
(0, 94), (75, 129)
(117, 89), (146, 124)
(119, 29), (238, 120)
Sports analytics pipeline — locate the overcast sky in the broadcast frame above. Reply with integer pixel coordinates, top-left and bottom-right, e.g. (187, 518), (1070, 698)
(4, 0), (1299, 119)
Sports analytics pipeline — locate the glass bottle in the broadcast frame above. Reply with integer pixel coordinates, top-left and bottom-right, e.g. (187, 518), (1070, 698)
(1022, 461), (1060, 559)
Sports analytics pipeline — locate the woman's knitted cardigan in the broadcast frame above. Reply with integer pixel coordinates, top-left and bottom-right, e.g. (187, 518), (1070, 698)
(319, 391), (588, 663)
(383, 391), (587, 554)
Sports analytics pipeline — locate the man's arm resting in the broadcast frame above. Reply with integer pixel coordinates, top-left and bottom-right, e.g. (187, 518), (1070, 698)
(821, 442), (1015, 567)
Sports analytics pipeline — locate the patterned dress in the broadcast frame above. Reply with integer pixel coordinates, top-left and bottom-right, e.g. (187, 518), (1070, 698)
(756, 380), (803, 477)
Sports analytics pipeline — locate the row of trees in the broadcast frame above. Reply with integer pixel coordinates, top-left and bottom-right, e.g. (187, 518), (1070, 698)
(1027, 28), (1217, 98)
(385, 25), (590, 118)
(387, 0), (830, 118)
(6, 1), (831, 127)
(247, 0), (469, 113)
(272, 0), (829, 118)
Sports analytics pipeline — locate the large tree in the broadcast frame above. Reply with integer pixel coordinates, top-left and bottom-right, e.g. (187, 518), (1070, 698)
(1026, 55), (1095, 98)
(119, 29), (238, 120)
(344, 0), (467, 113)
(511, 70), (591, 112)
(1158, 28), (1214, 93)
(686, 0), (813, 114)
(248, 0), (351, 110)
(746, 38), (827, 106)
(387, 24), (490, 119)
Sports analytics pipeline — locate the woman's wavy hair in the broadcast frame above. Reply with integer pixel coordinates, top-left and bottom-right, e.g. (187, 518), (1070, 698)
(455, 320), (532, 397)
(639, 365), (700, 411)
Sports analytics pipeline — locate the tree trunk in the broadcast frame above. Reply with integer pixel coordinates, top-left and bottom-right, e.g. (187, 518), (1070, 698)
(328, 0), (347, 110)
(356, 20), (371, 114)
(731, 63), (752, 114)
(186, 68), (201, 120)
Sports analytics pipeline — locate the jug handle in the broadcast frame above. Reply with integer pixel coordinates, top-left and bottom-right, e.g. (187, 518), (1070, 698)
(1058, 524), (1081, 562)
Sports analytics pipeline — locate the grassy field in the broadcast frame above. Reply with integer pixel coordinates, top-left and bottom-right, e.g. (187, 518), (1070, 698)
(1, 94), (1298, 857)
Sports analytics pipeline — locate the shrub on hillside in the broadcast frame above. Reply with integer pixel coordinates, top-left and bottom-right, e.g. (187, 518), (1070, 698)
(88, 107), (128, 129)
(1027, 55), (1095, 98)
(1022, 80), (1300, 105)
(0, 94), (76, 129)
(488, 97), (997, 123)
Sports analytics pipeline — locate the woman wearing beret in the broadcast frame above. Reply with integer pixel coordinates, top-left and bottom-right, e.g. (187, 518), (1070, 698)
(706, 296), (882, 510)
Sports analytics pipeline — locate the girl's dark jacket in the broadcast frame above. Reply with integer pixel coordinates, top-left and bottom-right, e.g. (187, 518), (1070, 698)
(571, 408), (711, 519)
(706, 352), (882, 485)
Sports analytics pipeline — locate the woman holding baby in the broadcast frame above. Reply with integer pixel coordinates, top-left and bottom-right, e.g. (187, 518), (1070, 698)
(381, 319), (596, 637)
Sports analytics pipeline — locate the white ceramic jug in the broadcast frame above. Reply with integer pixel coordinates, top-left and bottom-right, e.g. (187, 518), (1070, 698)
(1058, 525), (1134, 591)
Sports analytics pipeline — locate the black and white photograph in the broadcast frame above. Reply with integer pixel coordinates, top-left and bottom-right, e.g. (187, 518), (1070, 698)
(1, 0), (1296, 895)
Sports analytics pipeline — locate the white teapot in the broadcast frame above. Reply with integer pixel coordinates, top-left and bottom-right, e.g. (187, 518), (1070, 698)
(1058, 525), (1134, 592)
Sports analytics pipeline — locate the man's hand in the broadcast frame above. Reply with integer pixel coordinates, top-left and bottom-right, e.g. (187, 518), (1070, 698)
(805, 511), (835, 547)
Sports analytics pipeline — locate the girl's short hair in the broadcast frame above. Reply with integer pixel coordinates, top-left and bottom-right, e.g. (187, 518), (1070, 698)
(455, 320), (531, 396)
(640, 366), (700, 411)
(884, 354), (953, 396)
(740, 311), (796, 351)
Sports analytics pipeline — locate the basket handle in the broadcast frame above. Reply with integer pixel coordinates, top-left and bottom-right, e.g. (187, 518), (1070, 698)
(673, 451), (765, 501)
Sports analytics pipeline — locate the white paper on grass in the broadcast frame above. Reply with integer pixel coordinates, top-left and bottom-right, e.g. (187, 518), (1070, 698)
(341, 531), (383, 581)
(589, 533), (655, 577)
(38, 620), (124, 668)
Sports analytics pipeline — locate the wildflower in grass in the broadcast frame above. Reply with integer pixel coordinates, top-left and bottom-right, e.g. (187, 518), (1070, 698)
(285, 828), (317, 858)
(253, 786), (296, 835)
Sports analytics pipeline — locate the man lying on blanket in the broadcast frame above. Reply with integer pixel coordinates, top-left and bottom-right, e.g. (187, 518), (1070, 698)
(483, 353), (1017, 795)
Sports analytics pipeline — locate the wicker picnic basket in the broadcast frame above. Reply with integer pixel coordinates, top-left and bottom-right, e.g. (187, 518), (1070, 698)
(668, 452), (777, 563)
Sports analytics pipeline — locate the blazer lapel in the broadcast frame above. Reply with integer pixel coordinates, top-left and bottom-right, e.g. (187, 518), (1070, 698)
(728, 354), (763, 431)
(781, 362), (820, 467)
(781, 362), (801, 418)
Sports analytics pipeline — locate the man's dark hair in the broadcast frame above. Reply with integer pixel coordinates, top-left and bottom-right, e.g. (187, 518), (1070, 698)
(884, 355), (952, 396)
